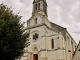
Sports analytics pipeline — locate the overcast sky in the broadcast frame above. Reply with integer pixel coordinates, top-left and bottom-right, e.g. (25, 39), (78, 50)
(0, 0), (80, 44)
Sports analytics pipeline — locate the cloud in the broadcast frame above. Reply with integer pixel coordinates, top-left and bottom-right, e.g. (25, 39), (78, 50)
(47, 0), (80, 43)
(0, 0), (80, 43)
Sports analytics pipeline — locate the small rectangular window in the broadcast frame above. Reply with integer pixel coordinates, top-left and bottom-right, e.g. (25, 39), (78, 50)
(35, 18), (37, 24)
(52, 39), (54, 48)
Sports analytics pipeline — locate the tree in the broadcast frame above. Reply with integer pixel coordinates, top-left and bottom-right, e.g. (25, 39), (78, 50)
(0, 3), (30, 60)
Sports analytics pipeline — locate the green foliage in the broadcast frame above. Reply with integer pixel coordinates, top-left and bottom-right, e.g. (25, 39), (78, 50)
(0, 3), (30, 60)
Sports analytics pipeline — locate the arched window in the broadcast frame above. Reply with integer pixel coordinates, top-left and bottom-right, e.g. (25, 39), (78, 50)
(35, 4), (37, 10)
(38, 3), (40, 10)
(51, 39), (54, 48)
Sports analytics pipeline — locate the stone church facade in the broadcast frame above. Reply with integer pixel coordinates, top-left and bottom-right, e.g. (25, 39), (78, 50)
(20, 0), (80, 60)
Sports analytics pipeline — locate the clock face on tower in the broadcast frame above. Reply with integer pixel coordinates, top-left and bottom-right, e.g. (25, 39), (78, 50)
(33, 33), (39, 40)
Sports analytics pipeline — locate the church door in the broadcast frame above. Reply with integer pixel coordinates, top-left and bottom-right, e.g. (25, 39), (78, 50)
(33, 54), (38, 60)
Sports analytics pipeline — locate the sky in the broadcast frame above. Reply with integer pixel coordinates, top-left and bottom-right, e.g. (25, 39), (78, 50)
(0, 0), (80, 44)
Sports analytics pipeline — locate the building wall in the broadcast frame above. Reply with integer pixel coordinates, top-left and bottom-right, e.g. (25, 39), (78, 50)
(72, 42), (80, 60)
(26, 23), (67, 60)
(21, 17), (78, 60)
(65, 32), (77, 60)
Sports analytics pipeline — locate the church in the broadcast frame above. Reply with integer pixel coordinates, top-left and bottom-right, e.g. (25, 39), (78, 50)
(20, 0), (80, 60)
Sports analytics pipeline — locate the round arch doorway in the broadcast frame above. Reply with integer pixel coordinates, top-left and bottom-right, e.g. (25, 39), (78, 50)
(33, 47), (38, 60)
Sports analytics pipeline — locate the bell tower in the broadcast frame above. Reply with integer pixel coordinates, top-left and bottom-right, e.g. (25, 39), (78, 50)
(32, 0), (48, 16)
(27, 0), (50, 28)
